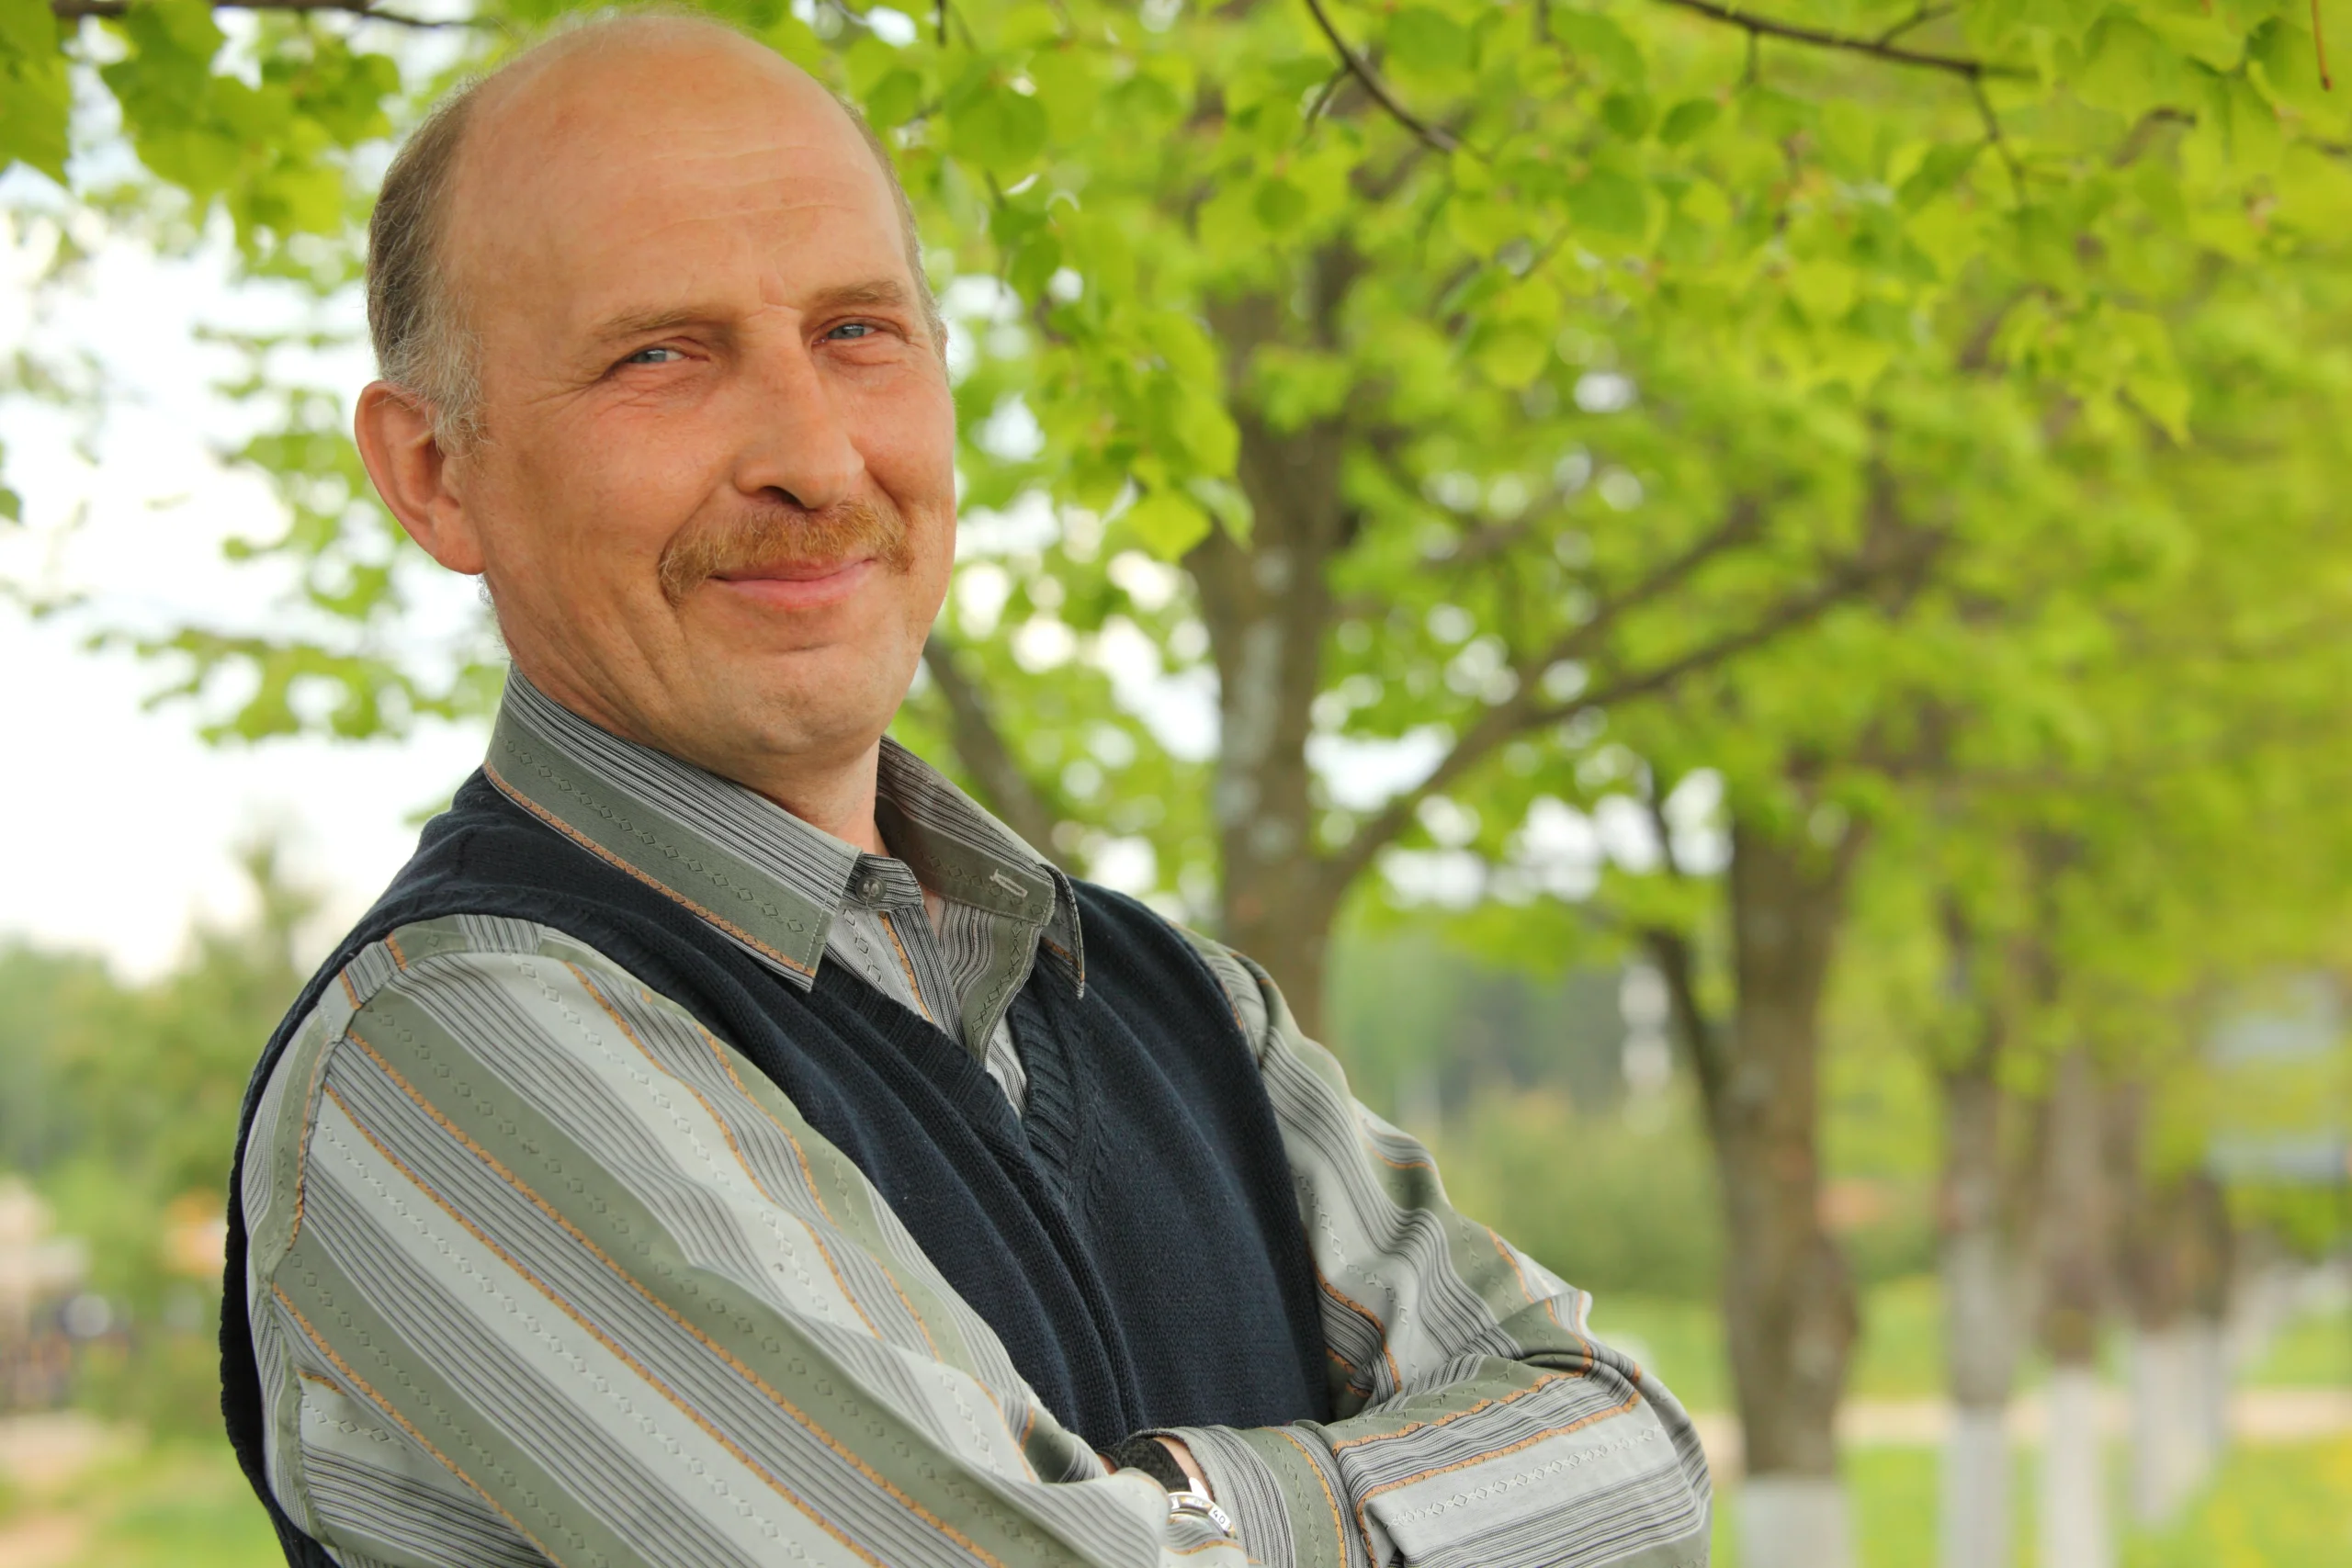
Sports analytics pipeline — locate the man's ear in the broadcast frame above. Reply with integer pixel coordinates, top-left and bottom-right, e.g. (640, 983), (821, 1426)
(355, 380), (485, 574)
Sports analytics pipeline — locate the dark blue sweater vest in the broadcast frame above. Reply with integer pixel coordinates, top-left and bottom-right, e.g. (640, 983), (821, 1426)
(220, 773), (1331, 1566)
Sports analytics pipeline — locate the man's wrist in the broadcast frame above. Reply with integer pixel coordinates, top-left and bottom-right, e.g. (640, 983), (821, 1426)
(1103, 1434), (1213, 1499)
(1153, 1436), (1212, 1497)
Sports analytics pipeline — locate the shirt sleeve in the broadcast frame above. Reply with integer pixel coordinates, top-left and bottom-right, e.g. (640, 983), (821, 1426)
(1162, 935), (1714, 1568)
(239, 913), (1242, 1568)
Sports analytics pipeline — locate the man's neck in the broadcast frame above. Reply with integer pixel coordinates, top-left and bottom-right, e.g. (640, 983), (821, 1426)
(511, 661), (888, 857)
(752, 761), (887, 857)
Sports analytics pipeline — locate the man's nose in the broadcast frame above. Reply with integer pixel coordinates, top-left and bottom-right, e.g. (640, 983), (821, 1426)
(730, 333), (862, 512)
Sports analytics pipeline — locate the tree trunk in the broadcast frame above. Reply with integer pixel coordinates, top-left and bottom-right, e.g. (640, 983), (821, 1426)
(1936, 1051), (2031, 1568)
(2182, 1176), (2233, 1482)
(2036, 1047), (2114, 1568)
(1188, 416), (1344, 1032)
(2041, 1364), (2109, 1568)
(2119, 1151), (2234, 1525)
(1702, 815), (1866, 1568)
(1177, 256), (1364, 1037)
(1189, 299), (1361, 1035)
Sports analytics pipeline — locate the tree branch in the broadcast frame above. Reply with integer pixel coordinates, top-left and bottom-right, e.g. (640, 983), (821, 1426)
(919, 632), (1068, 866)
(2111, 107), (2194, 168)
(53, 0), (470, 24)
(1644, 771), (1685, 880)
(1969, 73), (2026, 198)
(1530, 542), (1923, 722)
(1300, 0), (1462, 154)
(1534, 495), (1767, 669)
(1874, 4), (1953, 47)
(1320, 522), (1941, 893)
(1955, 289), (2033, 374)
(1303, 62), (1350, 133)
(1654, 0), (2029, 79)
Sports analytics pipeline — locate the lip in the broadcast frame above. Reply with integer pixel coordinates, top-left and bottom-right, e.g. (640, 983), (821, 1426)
(707, 556), (876, 613)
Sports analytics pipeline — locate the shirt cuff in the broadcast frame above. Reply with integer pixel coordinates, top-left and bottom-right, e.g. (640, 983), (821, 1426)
(1155, 1424), (1362, 1568)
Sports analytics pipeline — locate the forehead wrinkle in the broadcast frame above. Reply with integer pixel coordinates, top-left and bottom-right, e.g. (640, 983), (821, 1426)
(469, 125), (897, 267)
(462, 164), (903, 343)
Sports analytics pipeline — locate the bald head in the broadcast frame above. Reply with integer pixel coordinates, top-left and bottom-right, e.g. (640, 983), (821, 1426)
(367, 14), (937, 446)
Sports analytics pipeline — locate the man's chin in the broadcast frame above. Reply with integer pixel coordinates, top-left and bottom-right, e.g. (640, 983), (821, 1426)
(679, 643), (901, 745)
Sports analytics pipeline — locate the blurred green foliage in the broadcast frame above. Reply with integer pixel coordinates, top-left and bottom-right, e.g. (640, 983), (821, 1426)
(0, 943), (106, 1175)
(2248, 1300), (2352, 1387)
(1, 844), (311, 1437)
(1431, 1087), (1728, 1300)
(1327, 932), (1631, 1121)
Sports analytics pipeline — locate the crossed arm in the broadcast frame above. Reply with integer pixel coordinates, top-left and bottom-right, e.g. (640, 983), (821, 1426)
(241, 913), (1710, 1568)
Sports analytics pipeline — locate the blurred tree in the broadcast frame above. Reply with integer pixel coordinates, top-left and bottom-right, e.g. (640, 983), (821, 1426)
(0, 943), (107, 1177)
(9, 2), (2352, 1562)
(42, 840), (313, 1259)
(0, 844), (314, 1431)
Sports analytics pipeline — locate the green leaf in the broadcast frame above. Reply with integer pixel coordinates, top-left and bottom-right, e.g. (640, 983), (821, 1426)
(2246, 17), (2335, 113)
(864, 68), (927, 130)
(1444, 189), (1523, 253)
(2125, 367), (2191, 442)
(951, 84), (1048, 175)
(1569, 166), (1649, 241)
(1185, 475), (1253, 543)
(1473, 323), (1552, 389)
(0, 0), (70, 182)
(1154, 375), (1239, 472)
(1124, 487), (1212, 558)
(1657, 97), (1720, 147)
(1007, 225), (1062, 300)
(2075, 13), (2184, 118)
(1786, 258), (1859, 323)
(1601, 90), (1654, 141)
(1549, 9), (1642, 85)
(1253, 175), (1309, 232)
(1389, 7), (1475, 71)
(1737, 84), (1815, 138)
(1248, 344), (1352, 431)
(988, 3), (1064, 51)
(2216, 71), (2283, 171)
(1676, 175), (1732, 229)
(145, 0), (225, 64)
(1897, 141), (1983, 212)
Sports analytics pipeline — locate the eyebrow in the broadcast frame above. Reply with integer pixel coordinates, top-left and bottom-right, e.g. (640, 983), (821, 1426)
(587, 280), (916, 345)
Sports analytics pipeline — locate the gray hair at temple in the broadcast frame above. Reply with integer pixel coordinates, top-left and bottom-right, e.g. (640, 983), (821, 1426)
(365, 11), (945, 451)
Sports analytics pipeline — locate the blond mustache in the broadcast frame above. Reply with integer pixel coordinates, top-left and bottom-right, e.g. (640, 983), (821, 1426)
(658, 498), (915, 606)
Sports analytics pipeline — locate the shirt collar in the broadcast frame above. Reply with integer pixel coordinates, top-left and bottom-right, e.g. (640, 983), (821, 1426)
(481, 671), (1082, 992)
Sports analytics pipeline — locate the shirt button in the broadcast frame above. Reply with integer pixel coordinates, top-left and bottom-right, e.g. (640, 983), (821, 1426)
(854, 873), (883, 900)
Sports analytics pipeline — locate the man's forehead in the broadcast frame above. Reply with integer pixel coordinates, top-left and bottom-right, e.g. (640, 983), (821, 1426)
(446, 25), (900, 294)
(467, 17), (835, 148)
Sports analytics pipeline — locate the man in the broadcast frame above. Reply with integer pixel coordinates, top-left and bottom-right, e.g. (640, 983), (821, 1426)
(220, 16), (1712, 1567)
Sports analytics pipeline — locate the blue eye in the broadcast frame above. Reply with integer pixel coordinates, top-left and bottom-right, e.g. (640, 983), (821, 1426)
(624, 345), (683, 365)
(827, 322), (876, 340)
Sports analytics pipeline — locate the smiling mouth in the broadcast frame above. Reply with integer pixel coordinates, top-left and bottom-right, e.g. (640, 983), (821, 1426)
(707, 555), (876, 611)
(716, 555), (870, 583)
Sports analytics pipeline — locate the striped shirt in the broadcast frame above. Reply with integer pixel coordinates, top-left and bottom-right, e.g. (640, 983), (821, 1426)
(240, 677), (1712, 1567)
